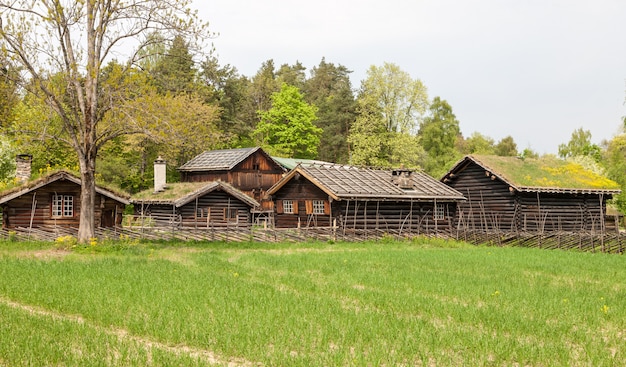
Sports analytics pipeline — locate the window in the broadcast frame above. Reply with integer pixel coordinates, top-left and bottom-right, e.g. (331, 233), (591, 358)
(283, 200), (294, 214)
(312, 200), (325, 215)
(224, 208), (238, 221)
(52, 194), (74, 218)
(434, 204), (445, 221)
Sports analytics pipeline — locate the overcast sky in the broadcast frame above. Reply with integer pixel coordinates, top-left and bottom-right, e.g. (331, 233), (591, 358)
(192, 0), (626, 155)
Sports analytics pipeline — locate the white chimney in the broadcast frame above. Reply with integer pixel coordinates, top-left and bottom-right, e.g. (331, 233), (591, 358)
(154, 156), (166, 192)
(16, 154), (32, 183)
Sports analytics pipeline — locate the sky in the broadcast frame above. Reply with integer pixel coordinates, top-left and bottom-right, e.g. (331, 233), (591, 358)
(192, 0), (626, 155)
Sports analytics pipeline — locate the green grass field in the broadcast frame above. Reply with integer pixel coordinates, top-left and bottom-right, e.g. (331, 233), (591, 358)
(0, 238), (624, 366)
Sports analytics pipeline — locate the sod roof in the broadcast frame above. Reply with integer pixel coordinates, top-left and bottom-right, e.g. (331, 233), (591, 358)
(130, 181), (259, 208)
(445, 155), (621, 194)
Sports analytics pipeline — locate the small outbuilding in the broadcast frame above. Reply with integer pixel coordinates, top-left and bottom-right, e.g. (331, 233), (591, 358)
(0, 170), (129, 229)
(130, 181), (260, 228)
(266, 164), (466, 234)
(441, 155), (622, 233)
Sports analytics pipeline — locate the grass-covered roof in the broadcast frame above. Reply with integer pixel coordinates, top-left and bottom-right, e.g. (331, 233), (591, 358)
(451, 155), (621, 193)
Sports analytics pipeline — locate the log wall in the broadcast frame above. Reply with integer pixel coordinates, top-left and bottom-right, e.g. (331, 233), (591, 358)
(133, 191), (253, 228)
(448, 161), (610, 233)
(1, 181), (124, 229)
(179, 150), (283, 210)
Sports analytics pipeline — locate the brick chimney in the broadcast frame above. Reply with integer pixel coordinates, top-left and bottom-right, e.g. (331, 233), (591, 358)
(154, 156), (166, 192)
(15, 154), (32, 183)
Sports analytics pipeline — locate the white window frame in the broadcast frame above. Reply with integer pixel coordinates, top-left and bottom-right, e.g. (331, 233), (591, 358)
(52, 194), (74, 218)
(283, 200), (294, 214)
(312, 200), (325, 215)
(434, 203), (445, 221)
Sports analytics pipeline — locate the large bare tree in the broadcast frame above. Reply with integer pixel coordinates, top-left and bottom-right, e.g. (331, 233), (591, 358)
(0, 0), (209, 241)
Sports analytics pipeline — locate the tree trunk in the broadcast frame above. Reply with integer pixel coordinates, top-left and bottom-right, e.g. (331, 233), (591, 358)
(77, 154), (96, 242)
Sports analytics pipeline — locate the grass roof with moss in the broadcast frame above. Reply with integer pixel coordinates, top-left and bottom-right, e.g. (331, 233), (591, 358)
(469, 155), (620, 191)
(131, 182), (209, 201)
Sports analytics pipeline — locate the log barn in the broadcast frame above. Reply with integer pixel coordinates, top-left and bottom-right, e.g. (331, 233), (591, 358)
(266, 164), (466, 233)
(0, 170), (129, 229)
(441, 155), (621, 233)
(178, 147), (286, 209)
(130, 181), (260, 228)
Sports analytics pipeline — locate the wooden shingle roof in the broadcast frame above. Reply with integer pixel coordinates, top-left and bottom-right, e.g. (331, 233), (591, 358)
(443, 155), (621, 195)
(178, 147), (284, 172)
(178, 147), (259, 171)
(267, 164), (465, 201)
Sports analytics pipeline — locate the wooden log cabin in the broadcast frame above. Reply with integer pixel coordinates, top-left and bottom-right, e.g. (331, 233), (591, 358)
(0, 170), (129, 229)
(130, 181), (260, 228)
(441, 155), (622, 233)
(266, 164), (466, 233)
(177, 147), (286, 210)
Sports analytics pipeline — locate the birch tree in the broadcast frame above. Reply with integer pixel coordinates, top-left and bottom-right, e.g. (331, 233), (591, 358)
(0, 0), (210, 242)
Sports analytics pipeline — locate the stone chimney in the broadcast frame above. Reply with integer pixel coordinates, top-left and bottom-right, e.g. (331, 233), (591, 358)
(154, 156), (166, 192)
(391, 168), (413, 190)
(15, 154), (32, 183)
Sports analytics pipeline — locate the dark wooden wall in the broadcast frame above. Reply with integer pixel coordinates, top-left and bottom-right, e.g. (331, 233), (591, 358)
(1, 181), (124, 229)
(272, 175), (332, 228)
(180, 150), (283, 209)
(446, 161), (610, 232)
(134, 191), (252, 228)
(272, 175), (456, 232)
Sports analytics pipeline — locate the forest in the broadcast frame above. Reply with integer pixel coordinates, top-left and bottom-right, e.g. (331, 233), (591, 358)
(1, 1), (625, 215)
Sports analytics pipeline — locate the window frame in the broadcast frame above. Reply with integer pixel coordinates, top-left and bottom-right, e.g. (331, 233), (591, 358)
(312, 200), (326, 215)
(52, 194), (74, 218)
(283, 200), (295, 214)
(434, 203), (446, 221)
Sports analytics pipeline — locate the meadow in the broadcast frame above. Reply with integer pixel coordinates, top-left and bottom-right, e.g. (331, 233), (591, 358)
(0, 238), (624, 366)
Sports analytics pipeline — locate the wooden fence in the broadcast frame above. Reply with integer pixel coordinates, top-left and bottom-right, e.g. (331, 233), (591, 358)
(0, 224), (623, 254)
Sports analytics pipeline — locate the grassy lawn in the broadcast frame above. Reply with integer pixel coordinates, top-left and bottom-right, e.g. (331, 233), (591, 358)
(0, 238), (624, 366)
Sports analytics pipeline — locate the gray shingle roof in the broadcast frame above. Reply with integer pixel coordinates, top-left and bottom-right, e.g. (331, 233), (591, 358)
(178, 147), (260, 172)
(268, 164), (465, 201)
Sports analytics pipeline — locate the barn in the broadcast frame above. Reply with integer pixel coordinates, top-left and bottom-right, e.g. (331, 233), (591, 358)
(441, 155), (622, 233)
(266, 164), (465, 234)
(0, 170), (129, 230)
(130, 181), (260, 228)
(178, 147), (286, 209)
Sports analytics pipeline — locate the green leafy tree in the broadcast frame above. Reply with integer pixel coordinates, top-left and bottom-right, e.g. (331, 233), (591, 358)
(359, 62), (428, 134)
(418, 97), (461, 176)
(558, 128), (601, 162)
(456, 132), (496, 155)
(249, 60), (280, 115)
(603, 133), (626, 212)
(349, 62), (428, 167)
(0, 134), (17, 186)
(0, 0), (210, 242)
(276, 61), (307, 90)
(200, 56), (255, 147)
(494, 136), (519, 156)
(303, 59), (356, 163)
(0, 62), (18, 129)
(254, 83), (321, 159)
(150, 35), (200, 96)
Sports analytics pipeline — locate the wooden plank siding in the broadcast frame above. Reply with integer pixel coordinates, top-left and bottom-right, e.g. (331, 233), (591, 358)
(1, 180), (124, 229)
(180, 149), (284, 209)
(447, 159), (611, 233)
(134, 191), (253, 228)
